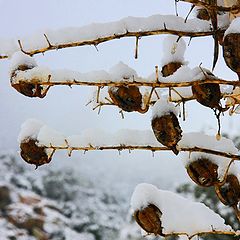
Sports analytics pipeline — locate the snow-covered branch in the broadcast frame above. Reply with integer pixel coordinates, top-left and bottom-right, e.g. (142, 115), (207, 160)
(180, 0), (240, 12)
(18, 119), (240, 165)
(0, 14), (223, 59)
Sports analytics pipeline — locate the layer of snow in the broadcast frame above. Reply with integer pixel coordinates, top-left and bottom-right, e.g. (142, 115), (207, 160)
(179, 132), (238, 155)
(109, 61), (138, 81)
(0, 14), (214, 58)
(152, 98), (179, 119)
(161, 35), (186, 66)
(9, 51), (37, 74)
(131, 183), (233, 236)
(18, 119), (239, 158)
(18, 119), (44, 142)
(224, 17), (240, 36)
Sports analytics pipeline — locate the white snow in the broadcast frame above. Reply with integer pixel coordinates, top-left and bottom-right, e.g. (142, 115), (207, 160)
(179, 132), (238, 155)
(131, 183), (234, 236)
(37, 125), (67, 148)
(18, 119), (44, 142)
(152, 98), (179, 119)
(0, 14), (213, 58)
(9, 51), (37, 74)
(109, 61), (138, 81)
(161, 35), (186, 66)
(224, 17), (240, 36)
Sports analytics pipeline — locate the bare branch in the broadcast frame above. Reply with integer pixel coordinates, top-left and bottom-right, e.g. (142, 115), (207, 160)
(45, 144), (240, 160)
(0, 15), (224, 59)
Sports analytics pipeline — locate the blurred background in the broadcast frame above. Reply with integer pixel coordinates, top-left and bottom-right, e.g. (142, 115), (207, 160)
(0, 0), (239, 239)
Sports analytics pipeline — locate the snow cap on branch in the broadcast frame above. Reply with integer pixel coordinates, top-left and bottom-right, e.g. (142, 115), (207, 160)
(131, 183), (234, 236)
(109, 61), (138, 81)
(224, 17), (240, 36)
(152, 98), (179, 119)
(161, 35), (186, 66)
(9, 51), (37, 74)
(18, 119), (44, 143)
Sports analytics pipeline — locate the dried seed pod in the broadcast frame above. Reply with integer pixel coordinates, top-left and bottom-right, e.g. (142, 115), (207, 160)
(192, 75), (222, 110)
(196, 8), (210, 21)
(215, 174), (240, 206)
(223, 33), (240, 78)
(186, 158), (219, 187)
(10, 64), (48, 98)
(161, 62), (182, 77)
(20, 138), (52, 167)
(134, 204), (163, 235)
(108, 86), (143, 112)
(151, 112), (182, 155)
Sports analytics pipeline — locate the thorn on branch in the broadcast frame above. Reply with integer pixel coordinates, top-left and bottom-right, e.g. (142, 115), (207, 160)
(44, 34), (53, 48)
(17, 40), (31, 56)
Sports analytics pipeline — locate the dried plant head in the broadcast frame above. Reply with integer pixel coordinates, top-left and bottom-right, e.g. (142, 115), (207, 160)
(196, 7), (211, 21)
(223, 33), (240, 79)
(215, 174), (240, 206)
(20, 138), (52, 167)
(134, 204), (163, 236)
(151, 112), (182, 155)
(192, 72), (222, 110)
(108, 86), (143, 112)
(10, 64), (49, 98)
(161, 62), (182, 77)
(186, 158), (219, 187)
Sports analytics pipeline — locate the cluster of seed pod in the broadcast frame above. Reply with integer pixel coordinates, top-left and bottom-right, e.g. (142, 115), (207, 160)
(186, 156), (240, 212)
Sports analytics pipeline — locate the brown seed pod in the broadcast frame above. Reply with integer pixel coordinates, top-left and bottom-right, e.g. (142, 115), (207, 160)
(20, 138), (52, 167)
(161, 62), (182, 77)
(186, 158), (219, 187)
(10, 64), (48, 98)
(192, 81), (222, 110)
(134, 204), (163, 236)
(223, 33), (240, 78)
(215, 174), (240, 206)
(151, 112), (182, 155)
(108, 86), (143, 112)
(196, 8), (210, 21)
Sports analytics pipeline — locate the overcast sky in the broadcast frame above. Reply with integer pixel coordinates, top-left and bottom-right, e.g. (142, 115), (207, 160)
(0, 0), (239, 190)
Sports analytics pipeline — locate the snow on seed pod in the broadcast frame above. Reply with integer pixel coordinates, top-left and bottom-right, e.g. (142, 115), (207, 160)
(10, 52), (48, 98)
(108, 86), (143, 112)
(151, 98), (182, 155)
(134, 204), (163, 236)
(18, 119), (53, 168)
